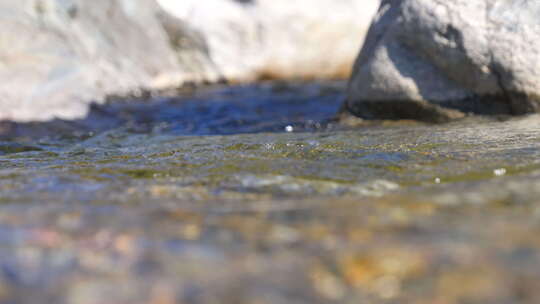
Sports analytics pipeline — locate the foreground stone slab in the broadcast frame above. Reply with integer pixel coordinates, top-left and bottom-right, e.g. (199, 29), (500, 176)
(345, 0), (540, 122)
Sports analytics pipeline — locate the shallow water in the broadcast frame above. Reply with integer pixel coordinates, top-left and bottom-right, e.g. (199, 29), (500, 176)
(1, 81), (540, 303)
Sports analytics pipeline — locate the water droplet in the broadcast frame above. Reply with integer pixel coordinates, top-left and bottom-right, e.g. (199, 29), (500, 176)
(494, 168), (507, 177)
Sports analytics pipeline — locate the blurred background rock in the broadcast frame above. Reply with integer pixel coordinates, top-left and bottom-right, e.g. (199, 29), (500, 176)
(0, 0), (380, 122)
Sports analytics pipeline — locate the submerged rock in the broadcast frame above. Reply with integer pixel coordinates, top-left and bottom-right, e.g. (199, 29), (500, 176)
(345, 0), (540, 122)
(2, 87), (540, 302)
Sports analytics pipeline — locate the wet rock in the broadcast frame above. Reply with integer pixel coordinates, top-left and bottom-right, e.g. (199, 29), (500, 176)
(345, 0), (540, 122)
(157, 0), (380, 81)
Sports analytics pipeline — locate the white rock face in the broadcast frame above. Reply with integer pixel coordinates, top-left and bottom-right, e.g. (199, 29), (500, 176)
(345, 0), (540, 122)
(0, 0), (380, 122)
(0, 0), (205, 122)
(157, 0), (381, 81)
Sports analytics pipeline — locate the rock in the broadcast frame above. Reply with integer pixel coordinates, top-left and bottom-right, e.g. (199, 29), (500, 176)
(157, 0), (380, 82)
(0, 0), (217, 122)
(0, 0), (380, 122)
(344, 0), (540, 122)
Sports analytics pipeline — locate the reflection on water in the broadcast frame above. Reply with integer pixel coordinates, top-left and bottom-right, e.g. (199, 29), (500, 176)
(1, 81), (345, 140)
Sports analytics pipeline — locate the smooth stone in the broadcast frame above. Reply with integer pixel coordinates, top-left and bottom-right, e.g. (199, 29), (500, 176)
(345, 0), (540, 122)
(157, 0), (380, 81)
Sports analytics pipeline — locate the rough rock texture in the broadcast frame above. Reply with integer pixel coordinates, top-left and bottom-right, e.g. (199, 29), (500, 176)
(345, 0), (540, 122)
(0, 0), (218, 122)
(157, 0), (380, 82)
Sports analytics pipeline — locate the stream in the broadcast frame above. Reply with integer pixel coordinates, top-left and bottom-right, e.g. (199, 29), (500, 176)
(1, 81), (540, 304)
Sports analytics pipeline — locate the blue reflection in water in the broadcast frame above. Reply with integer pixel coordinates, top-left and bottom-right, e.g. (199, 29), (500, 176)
(55, 81), (346, 139)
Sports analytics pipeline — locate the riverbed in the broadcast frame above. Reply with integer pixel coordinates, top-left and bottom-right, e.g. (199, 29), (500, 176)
(1, 81), (540, 303)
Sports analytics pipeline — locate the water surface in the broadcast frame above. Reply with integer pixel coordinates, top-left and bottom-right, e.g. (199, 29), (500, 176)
(1, 81), (540, 304)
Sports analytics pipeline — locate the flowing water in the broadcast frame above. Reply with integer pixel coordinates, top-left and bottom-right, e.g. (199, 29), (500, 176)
(1, 81), (540, 303)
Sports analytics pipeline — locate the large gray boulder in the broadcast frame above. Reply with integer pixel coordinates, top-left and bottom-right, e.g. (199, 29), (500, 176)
(345, 0), (540, 122)
(0, 0), (218, 122)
